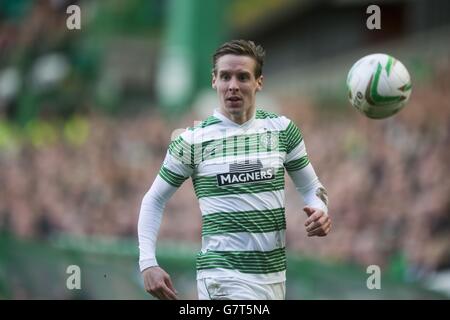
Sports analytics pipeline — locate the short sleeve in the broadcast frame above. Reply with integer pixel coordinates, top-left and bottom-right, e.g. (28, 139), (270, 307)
(158, 134), (194, 187)
(283, 120), (310, 172)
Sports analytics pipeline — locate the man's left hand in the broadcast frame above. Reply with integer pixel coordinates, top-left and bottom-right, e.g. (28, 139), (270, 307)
(303, 206), (331, 237)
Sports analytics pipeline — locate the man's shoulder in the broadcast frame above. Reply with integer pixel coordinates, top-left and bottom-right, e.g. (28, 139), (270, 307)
(173, 115), (223, 144)
(255, 109), (281, 119)
(188, 115), (222, 131)
(256, 109), (292, 129)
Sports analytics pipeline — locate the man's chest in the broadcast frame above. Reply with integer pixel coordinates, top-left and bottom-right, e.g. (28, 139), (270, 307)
(193, 130), (286, 186)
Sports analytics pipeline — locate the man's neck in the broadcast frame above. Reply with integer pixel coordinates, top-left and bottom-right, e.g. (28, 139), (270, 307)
(218, 107), (256, 125)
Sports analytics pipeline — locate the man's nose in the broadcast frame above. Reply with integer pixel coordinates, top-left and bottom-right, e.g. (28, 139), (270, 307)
(228, 78), (239, 92)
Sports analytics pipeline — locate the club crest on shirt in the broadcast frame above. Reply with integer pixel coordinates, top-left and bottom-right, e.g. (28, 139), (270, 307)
(259, 131), (279, 150)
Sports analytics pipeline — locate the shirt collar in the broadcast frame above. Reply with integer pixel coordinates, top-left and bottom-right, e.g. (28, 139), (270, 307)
(213, 108), (256, 129)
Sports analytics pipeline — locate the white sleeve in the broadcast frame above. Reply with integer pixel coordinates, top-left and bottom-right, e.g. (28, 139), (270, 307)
(137, 175), (178, 272)
(138, 130), (194, 272)
(287, 163), (329, 214)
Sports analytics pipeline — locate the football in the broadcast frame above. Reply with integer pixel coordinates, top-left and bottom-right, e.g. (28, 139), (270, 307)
(346, 53), (412, 119)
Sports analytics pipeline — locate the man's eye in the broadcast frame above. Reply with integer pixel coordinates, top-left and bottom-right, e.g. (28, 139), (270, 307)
(239, 74), (249, 81)
(221, 74), (230, 80)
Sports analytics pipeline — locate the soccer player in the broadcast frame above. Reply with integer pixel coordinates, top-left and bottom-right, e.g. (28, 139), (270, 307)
(138, 40), (331, 300)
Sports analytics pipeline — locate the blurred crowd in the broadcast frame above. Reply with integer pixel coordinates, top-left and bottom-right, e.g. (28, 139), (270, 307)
(0, 0), (449, 282)
(1, 65), (449, 280)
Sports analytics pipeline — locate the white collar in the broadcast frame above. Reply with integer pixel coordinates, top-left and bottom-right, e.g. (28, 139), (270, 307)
(213, 108), (256, 129)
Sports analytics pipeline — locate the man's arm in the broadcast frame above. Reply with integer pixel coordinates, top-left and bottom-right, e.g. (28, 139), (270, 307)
(138, 175), (180, 299)
(287, 163), (331, 237)
(138, 175), (178, 271)
(138, 130), (194, 299)
(282, 118), (331, 237)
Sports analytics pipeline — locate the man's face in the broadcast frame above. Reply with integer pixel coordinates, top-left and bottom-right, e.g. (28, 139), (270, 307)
(212, 54), (263, 120)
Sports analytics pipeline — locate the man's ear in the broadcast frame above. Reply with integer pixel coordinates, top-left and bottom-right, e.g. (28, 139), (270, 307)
(256, 75), (264, 91)
(212, 73), (216, 89)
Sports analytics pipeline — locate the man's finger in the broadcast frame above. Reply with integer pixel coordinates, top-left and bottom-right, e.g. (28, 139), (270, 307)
(144, 279), (159, 298)
(307, 220), (332, 237)
(148, 288), (164, 300)
(154, 292), (165, 300)
(146, 284), (164, 300)
(159, 283), (178, 300)
(308, 218), (331, 234)
(307, 219), (331, 235)
(306, 216), (328, 232)
(305, 211), (324, 226)
(303, 206), (315, 217)
(165, 277), (178, 295)
(144, 278), (176, 300)
(308, 229), (325, 237)
(305, 212), (321, 226)
(315, 226), (331, 237)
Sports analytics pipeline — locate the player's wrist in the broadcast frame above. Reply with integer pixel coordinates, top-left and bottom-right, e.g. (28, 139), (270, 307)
(139, 258), (158, 272)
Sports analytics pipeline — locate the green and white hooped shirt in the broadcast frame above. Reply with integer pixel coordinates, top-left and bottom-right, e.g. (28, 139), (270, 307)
(138, 109), (328, 284)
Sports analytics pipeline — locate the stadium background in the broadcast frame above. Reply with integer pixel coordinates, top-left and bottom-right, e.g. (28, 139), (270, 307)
(0, 0), (449, 299)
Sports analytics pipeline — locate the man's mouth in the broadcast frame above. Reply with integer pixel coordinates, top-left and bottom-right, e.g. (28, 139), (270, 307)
(226, 96), (242, 102)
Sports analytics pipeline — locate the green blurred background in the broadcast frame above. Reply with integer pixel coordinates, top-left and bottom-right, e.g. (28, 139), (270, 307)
(0, 0), (449, 299)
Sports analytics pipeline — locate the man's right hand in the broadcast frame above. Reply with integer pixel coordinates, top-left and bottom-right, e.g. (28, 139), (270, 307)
(142, 266), (178, 300)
